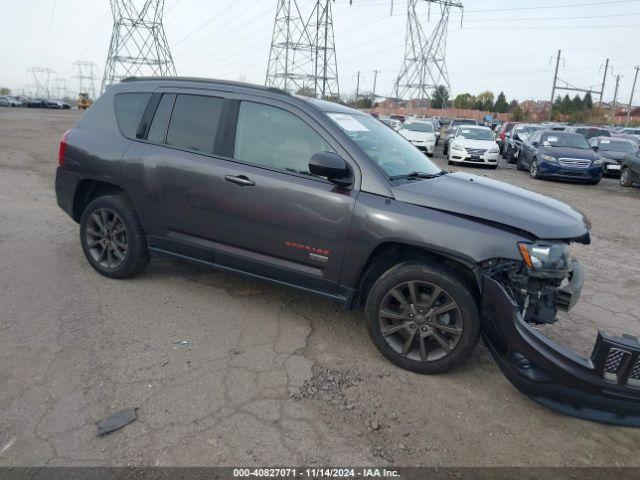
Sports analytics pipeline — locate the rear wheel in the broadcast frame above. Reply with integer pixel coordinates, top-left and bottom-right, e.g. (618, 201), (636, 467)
(620, 167), (633, 187)
(79, 193), (150, 279)
(364, 261), (480, 374)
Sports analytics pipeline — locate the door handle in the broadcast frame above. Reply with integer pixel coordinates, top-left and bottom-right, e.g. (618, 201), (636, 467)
(225, 175), (255, 187)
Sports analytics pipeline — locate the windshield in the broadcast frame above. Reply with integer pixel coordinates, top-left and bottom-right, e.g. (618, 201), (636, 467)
(456, 128), (494, 141)
(401, 122), (434, 133)
(328, 113), (441, 179)
(599, 139), (638, 153)
(541, 133), (590, 149)
(452, 119), (477, 127)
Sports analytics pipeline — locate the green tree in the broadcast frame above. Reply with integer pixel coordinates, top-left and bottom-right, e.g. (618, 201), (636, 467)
(453, 92), (475, 109)
(430, 85), (450, 109)
(509, 99), (519, 112)
(571, 94), (583, 112)
(0, 87), (11, 95)
(583, 92), (593, 109)
(295, 86), (315, 97)
(473, 91), (494, 111)
(560, 94), (572, 114)
(494, 91), (509, 113)
(511, 106), (525, 121)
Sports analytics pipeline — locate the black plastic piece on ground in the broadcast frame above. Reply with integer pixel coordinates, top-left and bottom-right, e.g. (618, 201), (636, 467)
(481, 274), (640, 427)
(96, 408), (138, 436)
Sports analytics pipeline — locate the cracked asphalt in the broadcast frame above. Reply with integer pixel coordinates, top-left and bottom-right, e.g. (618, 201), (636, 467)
(1, 108), (639, 467)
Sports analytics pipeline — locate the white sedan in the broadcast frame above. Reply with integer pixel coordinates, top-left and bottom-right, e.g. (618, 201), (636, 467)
(447, 126), (500, 169)
(398, 121), (437, 156)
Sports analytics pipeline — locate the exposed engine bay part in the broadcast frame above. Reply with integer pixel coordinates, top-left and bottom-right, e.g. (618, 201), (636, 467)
(481, 274), (640, 427)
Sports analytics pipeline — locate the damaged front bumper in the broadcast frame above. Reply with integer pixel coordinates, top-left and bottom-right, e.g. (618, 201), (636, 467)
(481, 270), (640, 427)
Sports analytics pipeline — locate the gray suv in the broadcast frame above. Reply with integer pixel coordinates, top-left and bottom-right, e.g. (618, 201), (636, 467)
(55, 77), (640, 426)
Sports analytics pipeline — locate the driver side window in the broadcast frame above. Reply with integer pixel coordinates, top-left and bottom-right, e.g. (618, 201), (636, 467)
(233, 102), (334, 175)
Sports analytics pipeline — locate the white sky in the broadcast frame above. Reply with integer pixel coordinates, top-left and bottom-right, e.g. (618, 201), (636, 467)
(1, 0), (639, 103)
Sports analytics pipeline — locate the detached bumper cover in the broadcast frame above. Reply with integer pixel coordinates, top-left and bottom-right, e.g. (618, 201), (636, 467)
(482, 275), (640, 427)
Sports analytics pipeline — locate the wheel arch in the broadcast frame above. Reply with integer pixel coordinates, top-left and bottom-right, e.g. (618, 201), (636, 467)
(72, 179), (127, 222)
(350, 242), (480, 310)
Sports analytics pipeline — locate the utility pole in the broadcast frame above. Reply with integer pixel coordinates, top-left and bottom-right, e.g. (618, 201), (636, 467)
(626, 66), (639, 127)
(355, 71), (360, 101)
(611, 75), (620, 126)
(372, 69), (379, 101)
(600, 58), (610, 103)
(548, 49), (561, 121)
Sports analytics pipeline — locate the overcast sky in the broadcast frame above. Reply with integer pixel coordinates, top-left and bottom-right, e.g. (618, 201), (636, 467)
(1, 0), (639, 103)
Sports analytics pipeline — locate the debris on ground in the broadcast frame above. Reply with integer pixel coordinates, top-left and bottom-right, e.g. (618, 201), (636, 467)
(96, 408), (138, 436)
(292, 367), (361, 411)
(172, 340), (192, 348)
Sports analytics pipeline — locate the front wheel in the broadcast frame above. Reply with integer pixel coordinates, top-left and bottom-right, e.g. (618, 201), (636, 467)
(529, 159), (541, 179)
(620, 167), (633, 187)
(79, 193), (150, 279)
(364, 261), (480, 374)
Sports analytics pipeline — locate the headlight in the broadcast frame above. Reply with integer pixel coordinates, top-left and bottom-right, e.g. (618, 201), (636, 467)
(539, 153), (557, 163)
(451, 144), (464, 151)
(593, 158), (603, 165)
(518, 242), (571, 273)
(487, 147), (499, 154)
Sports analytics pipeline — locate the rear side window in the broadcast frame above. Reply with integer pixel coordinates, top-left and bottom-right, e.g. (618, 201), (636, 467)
(166, 94), (224, 153)
(233, 102), (333, 175)
(114, 93), (151, 139)
(147, 93), (175, 143)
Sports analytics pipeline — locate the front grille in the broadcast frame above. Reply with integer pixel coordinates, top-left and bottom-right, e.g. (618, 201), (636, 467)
(630, 358), (640, 380)
(467, 148), (487, 156)
(559, 158), (592, 169)
(604, 348), (628, 374)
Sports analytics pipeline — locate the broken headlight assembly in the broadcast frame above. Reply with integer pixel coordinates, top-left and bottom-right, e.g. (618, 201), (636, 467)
(517, 241), (571, 275)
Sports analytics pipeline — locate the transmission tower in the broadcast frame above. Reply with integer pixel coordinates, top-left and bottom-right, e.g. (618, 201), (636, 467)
(265, 0), (315, 94)
(74, 60), (99, 100)
(54, 78), (70, 99)
(307, 0), (339, 98)
(101, 0), (177, 93)
(265, 0), (339, 99)
(26, 68), (56, 99)
(394, 0), (463, 100)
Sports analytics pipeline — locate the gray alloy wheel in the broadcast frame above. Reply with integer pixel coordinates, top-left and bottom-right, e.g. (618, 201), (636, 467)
(378, 281), (463, 363)
(530, 159), (540, 179)
(84, 208), (128, 270)
(620, 167), (632, 187)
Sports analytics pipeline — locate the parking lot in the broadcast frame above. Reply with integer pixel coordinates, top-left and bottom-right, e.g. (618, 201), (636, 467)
(1, 108), (640, 467)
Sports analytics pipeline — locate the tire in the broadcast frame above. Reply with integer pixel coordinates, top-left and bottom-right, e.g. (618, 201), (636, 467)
(364, 261), (480, 374)
(79, 193), (150, 279)
(620, 167), (633, 187)
(516, 156), (526, 171)
(529, 159), (540, 179)
(447, 160), (455, 166)
(588, 178), (601, 185)
(506, 148), (515, 164)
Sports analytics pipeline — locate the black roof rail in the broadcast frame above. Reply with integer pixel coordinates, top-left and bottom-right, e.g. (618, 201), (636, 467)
(119, 76), (290, 96)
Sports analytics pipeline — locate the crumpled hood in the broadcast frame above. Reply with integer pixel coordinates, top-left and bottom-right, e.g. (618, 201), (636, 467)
(453, 138), (498, 150)
(599, 150), (626, 161)
(392, 172), (589, 240)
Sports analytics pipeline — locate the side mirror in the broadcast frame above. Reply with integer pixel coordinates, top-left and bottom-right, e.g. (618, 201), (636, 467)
(592, 145), (599, 152)
(309, 151), (352, 186)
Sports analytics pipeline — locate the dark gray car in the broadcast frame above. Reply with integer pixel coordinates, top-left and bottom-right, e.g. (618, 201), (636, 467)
(55, 77), (640, 426)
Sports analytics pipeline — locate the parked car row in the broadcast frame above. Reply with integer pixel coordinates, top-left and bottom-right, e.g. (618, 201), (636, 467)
(496, 121), (640, 187)
(0, 96), (71, 109)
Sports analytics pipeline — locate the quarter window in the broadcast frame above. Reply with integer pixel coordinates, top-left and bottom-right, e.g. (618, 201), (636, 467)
(233, 102), (333, 175)
(165, 94), (224, 153)
(114, 93), (151, 139)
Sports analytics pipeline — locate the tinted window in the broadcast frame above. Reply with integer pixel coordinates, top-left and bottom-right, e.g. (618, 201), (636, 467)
(147, 93), (175, 143)
(234, 102), (333, 175)
(166, 94), (223, 153)
(114, 93), (151, 139)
